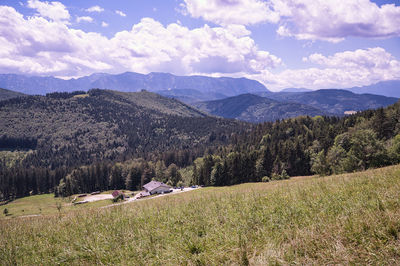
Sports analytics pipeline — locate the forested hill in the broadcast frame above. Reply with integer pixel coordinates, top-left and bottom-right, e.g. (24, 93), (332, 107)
(260, 89), (398, 114)
(0, 89), (243, 168)
(1, 89), (400, 201)
(192, 100), (400, 186)
(193, 93), (326, 123)
(0, 88), (25, 101)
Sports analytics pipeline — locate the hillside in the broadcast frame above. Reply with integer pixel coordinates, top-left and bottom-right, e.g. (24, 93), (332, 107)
(0, 72), (270, 97)
(349, 80), (400, 98)
(262, 89), (398, 114)
(193, 93), (326, 122)
(2, 165), (400, 264)
(0, 89), (242, 168)
(0, 88), (25, 101)
(157, 88), (229, 103)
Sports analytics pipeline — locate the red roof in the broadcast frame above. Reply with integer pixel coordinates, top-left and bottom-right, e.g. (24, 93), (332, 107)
(112, 190), (121, 198)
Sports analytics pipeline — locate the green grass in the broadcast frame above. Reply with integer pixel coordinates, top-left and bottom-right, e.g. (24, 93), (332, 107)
(1, 165), (400, 264)
(0, 193), (117, 218)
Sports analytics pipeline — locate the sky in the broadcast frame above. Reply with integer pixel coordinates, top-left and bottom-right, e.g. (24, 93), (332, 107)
(0, 0), (399, 91)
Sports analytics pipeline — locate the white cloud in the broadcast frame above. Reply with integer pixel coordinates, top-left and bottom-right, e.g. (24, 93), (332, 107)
(273, 0), (400, 42)
(27, 0), (70, 23)
(109, 18), (281, 75)
(85, 5), (104, 13)
(101, 21), (109, 27)
(182, 0), (400, 42)
(115, 10), (127, 17)
(0, 8), (280, 79)
(181, 0), (279, 25)
(76, 16), (93, 23)
(251, 47), (400, 90)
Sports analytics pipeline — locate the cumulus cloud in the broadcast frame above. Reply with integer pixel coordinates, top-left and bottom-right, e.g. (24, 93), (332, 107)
(181, 0), (279, 25)
(76, 16), (93, 23)
(0, 7), (280, 78)
(115, 10), (127, 17)
(182, 0), (400, 42)
(27, 0), (70, 23)
(85, 5), (104, 13)
(251, 47), (400, 90)
(108, 18), (281, 74)
(274, 0), (400, 42)
(101, 21), (109, 27)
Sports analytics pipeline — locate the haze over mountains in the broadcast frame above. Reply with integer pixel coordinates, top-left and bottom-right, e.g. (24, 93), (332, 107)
(348, 80), (400, 98)
(0, 72), (269, 100)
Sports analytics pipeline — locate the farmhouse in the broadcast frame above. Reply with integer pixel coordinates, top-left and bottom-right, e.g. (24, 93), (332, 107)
(143, 181), (172, 195)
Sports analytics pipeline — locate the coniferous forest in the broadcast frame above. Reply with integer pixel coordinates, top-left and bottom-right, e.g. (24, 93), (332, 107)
(1, 90), (399, 200)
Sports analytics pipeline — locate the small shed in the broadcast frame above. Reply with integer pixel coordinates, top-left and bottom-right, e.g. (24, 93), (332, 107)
(143, 181), (172, 195)
(112, 190), (124, 198)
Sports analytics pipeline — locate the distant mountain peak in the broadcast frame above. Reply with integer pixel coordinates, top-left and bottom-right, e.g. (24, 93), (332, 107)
(348, 80), (400, 98)
(0, 72), (270, 98)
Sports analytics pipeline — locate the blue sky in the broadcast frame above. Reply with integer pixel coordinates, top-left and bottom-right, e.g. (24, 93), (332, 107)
(0, 0), (399, 91)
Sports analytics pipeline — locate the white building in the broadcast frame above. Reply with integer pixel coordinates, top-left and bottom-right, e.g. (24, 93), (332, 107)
(143, 181), (172, 195)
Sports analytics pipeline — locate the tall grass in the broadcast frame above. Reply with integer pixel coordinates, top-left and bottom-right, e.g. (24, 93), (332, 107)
(1, 165), (400, 265)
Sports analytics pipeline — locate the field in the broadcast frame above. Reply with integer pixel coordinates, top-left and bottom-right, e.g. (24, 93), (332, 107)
(0, 194), (115, 218)
(1, 165), (400, 265)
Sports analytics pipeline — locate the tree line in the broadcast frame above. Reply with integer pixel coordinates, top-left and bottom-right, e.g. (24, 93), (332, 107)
(191, 103), (400, 186)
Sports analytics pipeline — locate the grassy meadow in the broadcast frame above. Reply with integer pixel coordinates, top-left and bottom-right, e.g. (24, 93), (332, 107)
(0, 194), (115, 218)
(1, 165), (400, 265)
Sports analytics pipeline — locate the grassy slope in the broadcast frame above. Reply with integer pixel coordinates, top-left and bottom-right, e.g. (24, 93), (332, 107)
(1, 165), (400, 264)
(0, 194), (114, 218)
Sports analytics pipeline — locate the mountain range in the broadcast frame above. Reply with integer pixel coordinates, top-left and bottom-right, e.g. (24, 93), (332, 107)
(0, 72), (269, 100)
(348, 80), (400, 98)
(257, 89), (398, 115)
(0, 72), (399, 123)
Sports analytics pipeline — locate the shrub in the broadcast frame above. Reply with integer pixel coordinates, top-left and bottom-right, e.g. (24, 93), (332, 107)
(261, 176), (270, 182)
(112, 193), (125, 203)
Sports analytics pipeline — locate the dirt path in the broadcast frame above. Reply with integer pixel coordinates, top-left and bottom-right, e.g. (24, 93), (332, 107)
(82, 194), (113, 202)
(101, 187), (200, 209)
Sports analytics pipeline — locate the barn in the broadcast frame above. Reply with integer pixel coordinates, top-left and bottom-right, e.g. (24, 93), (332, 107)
(143, 181), (172, 195)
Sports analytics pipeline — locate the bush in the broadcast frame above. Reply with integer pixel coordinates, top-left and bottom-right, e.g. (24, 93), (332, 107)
(112, 193), (125, 203)
(271, 173), (281, 181)
(280, 170), (289, 180)
(261, 176), (270, 182)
